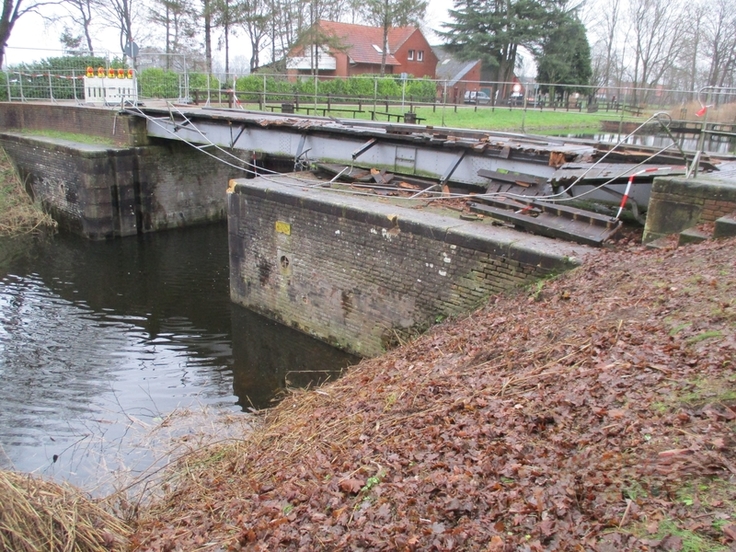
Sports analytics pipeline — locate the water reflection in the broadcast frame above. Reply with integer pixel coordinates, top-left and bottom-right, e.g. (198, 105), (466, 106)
(565, 131), (736, 155)
(231, 306), (353, 410)
(0, 223), (357, 489)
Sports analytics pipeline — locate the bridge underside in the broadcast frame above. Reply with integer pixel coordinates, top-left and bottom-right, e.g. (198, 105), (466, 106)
(134, 106), (595, 195)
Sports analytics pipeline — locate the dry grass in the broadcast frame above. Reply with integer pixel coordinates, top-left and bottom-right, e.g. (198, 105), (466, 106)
(0, 148), (56, 236)
(0, 470), (130, 552)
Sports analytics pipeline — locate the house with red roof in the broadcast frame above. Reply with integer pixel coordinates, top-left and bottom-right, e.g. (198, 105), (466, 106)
(286, 21), (437, 79)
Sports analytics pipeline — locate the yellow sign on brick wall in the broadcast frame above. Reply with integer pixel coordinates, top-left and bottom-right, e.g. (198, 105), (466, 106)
(275, 221), (291, 235)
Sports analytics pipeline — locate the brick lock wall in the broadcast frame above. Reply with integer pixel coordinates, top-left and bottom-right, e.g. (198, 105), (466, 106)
(0, 133), (127, 238)
(135, 141), (244, 232)
(643, 176), (736, 242)
(229, 175), (590, 357)
(1, 133), (243, 239)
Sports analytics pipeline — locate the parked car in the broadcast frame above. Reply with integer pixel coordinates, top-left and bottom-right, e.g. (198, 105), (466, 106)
(507, 92), (538, 107)
(507, 92), (524, 106)
(464, 91), (491, 105)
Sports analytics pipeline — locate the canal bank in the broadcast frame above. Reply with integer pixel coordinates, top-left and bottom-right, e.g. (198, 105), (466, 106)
(131, 235), (736, 551)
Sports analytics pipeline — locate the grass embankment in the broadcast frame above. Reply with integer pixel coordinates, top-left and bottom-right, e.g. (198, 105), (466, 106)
(398, 106), (610, 132)
(129, 235), (736, 551)
(0, 148), (56, 236)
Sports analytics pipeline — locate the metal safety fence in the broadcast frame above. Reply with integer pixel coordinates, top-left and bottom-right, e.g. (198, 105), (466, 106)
(3, 47), (736, 123)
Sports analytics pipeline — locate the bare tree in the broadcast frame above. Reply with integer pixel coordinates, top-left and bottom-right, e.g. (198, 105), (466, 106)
(239, 0), (271, 71)
(702, 0), (736, 87)
(60, 0), (95, 53)
(95, 0), (151, 61)
(599, 0), (620, 89)
(584, 0), (624, 95)
(211, 0), (240, 74)
(682, 1), (706, 91)
(149, 0), (197, 66)
(0, 0), (59, 67)
(628, 0), (686, 102)
(202, 0), (213, 71)
(361, 0), (427, 75)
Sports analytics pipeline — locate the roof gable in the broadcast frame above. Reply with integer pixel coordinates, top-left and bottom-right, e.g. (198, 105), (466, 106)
(316, 20), (422, 66)
(433, 46), (481, 84)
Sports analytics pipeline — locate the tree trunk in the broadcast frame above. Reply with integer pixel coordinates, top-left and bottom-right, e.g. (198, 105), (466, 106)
(203, 0), (212, 73)
(0, 0), (19, 69)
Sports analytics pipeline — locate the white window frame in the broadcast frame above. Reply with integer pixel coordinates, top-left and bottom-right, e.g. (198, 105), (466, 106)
(407, 49), (414, 60)
(417, 50), (424, 62)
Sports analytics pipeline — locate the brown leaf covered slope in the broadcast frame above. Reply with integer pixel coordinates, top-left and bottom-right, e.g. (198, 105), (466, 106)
(133, 238), (736, 551)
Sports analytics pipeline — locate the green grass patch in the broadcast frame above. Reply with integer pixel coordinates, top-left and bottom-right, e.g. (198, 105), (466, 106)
(242, 102), (637, 133)
(686, 330), (724, 344)
(649, 375), (736, 414)
(639, 519), (728, 551)
(669, 322), (691, 336)
(624, 478), (734, 551)
(15, 129), (115, 146)
(679, 376), (736, 405)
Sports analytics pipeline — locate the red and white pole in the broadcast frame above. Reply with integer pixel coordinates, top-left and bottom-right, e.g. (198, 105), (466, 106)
(615, 166), (672, 220)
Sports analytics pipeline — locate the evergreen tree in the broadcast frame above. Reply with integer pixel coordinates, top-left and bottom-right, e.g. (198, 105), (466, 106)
(536, 14), (591, 90)
(440, 0), (562, 97)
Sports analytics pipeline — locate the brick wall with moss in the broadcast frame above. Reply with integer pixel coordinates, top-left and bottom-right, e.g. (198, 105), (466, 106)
(0, 133), (243, 239)
(228, 175), (592, 357)
(0, 103), (147, 146)
(643, 176), (736, 243)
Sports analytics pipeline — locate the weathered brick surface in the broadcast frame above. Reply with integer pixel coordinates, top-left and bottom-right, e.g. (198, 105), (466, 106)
(0, 103), (148, 146)
(643, 176), (736, 242)
(134, 141), (237, 232)
(0, 132), (239, 239)
(229, 175), (592, 357)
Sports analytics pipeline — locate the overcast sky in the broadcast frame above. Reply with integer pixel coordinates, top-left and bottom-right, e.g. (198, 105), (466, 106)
(4, 0), (468, 68)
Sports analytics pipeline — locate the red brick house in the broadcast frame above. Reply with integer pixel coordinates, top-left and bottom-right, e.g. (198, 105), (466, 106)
(433, 46), (526, 103)
(287, 21), (437, 79)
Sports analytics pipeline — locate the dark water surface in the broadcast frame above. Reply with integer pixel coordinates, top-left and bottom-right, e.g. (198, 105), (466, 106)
(0, 223), (357, 489)
(565, 132), (736, 155)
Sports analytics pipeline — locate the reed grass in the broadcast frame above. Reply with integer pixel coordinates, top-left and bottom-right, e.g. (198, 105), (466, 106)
(0, 148), (56, 236)
(0, 470), (130, 552)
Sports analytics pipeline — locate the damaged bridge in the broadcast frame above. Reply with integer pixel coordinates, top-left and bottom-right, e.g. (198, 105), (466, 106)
(0, 101), (721, 244)
(131, 106), (715, 246)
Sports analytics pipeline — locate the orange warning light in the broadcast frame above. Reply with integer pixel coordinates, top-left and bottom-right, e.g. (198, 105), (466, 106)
(127, 69), (133, 79)
(97, 67), (105, 78)
(108, 67), (115, 78)
(117, 68), (124, 79)
(86, 66), (94, 78)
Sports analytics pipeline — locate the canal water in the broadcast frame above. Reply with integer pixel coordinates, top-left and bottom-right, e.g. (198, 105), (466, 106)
(566, 132), (736, 155)
(0, 223), (357, 491)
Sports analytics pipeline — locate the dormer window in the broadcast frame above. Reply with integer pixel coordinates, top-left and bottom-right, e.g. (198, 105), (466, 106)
(417, 50), (424, 61)
(408, 49), (414, 60)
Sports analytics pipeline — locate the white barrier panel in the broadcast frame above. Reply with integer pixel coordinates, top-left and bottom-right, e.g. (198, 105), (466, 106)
(83, 77), (138, 105)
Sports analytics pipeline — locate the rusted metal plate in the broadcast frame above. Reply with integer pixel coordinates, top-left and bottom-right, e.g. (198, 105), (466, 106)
(469, 196), (622, 247)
